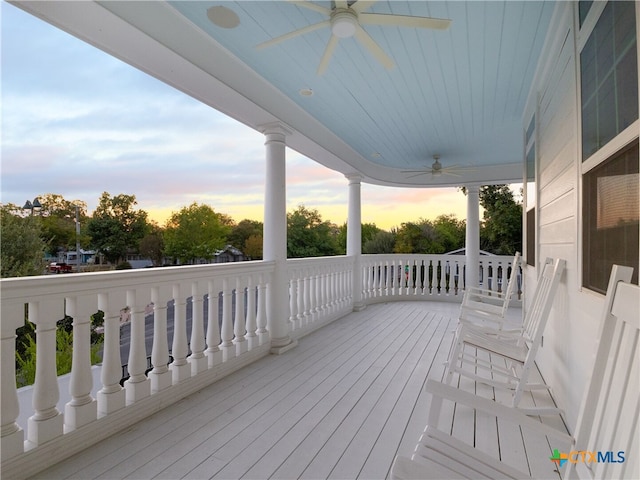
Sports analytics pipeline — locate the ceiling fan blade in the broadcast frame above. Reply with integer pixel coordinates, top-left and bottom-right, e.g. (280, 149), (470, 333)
(289, 1), (331, 15)
(317, 35), (339, 75)
(360, 13), (451, 30)
(257, 20), (330, 50)
(405, 172), (429, 179)
(354, 25), (394, 69)
(351, 1), (377, 15)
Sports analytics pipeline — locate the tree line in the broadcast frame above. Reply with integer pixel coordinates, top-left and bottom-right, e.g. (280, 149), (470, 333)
(1, 185), (521, 278)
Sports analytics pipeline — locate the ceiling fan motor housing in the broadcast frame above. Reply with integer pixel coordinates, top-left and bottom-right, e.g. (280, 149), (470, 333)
(331, 10), (358, 38)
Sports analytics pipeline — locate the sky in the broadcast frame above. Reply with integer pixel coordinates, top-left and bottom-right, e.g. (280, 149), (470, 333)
(1, 2), (476, 231)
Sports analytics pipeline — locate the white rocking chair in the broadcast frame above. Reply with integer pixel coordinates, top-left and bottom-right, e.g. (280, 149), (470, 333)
(459, 251), (521, 328)
(445, 258), (565, 415)
(391, 264), (637, 480)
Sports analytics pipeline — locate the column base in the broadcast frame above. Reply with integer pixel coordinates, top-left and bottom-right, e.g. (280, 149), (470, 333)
(353, 302), (367, 312)
(270, 338), (298, 355)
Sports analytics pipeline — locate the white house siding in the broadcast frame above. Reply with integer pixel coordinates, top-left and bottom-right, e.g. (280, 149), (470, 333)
(522, 2), (637, 431)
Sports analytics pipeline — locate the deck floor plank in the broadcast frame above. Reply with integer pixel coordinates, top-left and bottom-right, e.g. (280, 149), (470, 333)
(29, 303), (564, 480)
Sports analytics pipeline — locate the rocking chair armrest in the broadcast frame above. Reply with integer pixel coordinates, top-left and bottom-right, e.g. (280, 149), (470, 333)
(425, 379), (574, 445)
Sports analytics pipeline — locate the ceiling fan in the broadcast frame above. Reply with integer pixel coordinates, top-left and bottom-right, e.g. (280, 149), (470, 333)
(403, 155), (472, 179)
(256, 0), (451, 75)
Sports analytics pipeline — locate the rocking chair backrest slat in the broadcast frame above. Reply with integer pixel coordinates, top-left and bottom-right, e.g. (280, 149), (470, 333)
(521, 258), (564, 343)
(567, 265), (638, 480)
(502, 251), (521, 301)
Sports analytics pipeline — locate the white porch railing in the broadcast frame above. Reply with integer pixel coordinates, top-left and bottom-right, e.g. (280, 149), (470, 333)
(1, 253), (517, 478)
(361, 254), (520, 303)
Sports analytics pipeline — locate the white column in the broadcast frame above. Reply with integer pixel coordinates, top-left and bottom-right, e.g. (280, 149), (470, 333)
(260, 122), (296, 354)
(346, 174), (365, 311)
(465, 184), (481, 289)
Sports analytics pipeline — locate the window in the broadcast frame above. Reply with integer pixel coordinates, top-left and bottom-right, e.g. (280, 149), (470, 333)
(580, 1), (639, 293)
(580, 1), (637, 161)
(583, 140), (639, 293)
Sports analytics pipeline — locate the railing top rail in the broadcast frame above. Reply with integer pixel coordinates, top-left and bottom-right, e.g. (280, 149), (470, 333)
(286, 255), (353, 267)
(0, 260), (276, 304)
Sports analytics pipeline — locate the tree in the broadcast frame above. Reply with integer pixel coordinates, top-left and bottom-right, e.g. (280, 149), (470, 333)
(243, 234), (263, 260)
(432, 214), (466, 253)
(1, 204), (47, 277)
(139, 223), (165, 266)
(287, 205), (340, 258)
(336, 222), (382, 254)
(86, 192), (150, 264)
(478, 185), (522, 255)
(363, 230), (396, 254)
(228, 219), (263, 259)
(163, 203), (231, 264)
(393, 219), (441, 253)
(37, 193), (90, 256)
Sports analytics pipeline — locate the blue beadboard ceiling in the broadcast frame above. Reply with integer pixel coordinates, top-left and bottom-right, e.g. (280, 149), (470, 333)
(16, 0), (555, 187)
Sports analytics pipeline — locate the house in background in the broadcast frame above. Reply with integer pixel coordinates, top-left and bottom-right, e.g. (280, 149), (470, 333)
(1, 1), (637, 478)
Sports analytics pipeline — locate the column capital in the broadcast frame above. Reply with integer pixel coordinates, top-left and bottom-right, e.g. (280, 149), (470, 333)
(463, 183), (483, 193)
(345, 173), (363, 184)
(257, 121), (293, 137)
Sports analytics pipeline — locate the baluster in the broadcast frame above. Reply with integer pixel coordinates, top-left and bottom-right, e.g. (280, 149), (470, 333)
(149, 286), (171, 393)
(436, 260), (442, 294)
(220, 278), (235, 361)
(27, 299), (64, 447)
(420, 260), (426, 296)
(64, 295), (98, 430)
(1, 303), (25, 460)
(445, 260), (451, 295)
(206, 279), (223, 366)
(428, 260), (434, 295)
(303, 268), (312, 325)
(170, 284), (190, 383)
(246, 275), (258, 350)
(97, 292), (125, 417)
(124, 289), (150, 404)
(313, 268), (321, 320)
(454, 261), (460, 295)
(296, 274), (305, 328)
(319, 268), (326, 316)
(189, 281), (207, 375)
(289, 271), (298, 331)
(234, 277), (248, 356)
(256, 273), (268, 345)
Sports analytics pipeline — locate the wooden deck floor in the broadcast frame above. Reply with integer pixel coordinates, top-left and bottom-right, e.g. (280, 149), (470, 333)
(32, 302), (566, 480)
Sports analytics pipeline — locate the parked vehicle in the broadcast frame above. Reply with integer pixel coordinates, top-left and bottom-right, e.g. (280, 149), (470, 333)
(48, 262), (73, 274)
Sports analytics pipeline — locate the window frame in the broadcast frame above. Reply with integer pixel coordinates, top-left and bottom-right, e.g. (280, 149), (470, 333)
(577, 1), (639, 294)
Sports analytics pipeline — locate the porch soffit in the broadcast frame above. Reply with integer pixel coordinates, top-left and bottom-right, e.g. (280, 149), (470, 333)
(14, 1), (555, 188)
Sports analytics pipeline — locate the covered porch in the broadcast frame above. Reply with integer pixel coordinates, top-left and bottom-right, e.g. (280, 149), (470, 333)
(24, 300), (563, 480)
